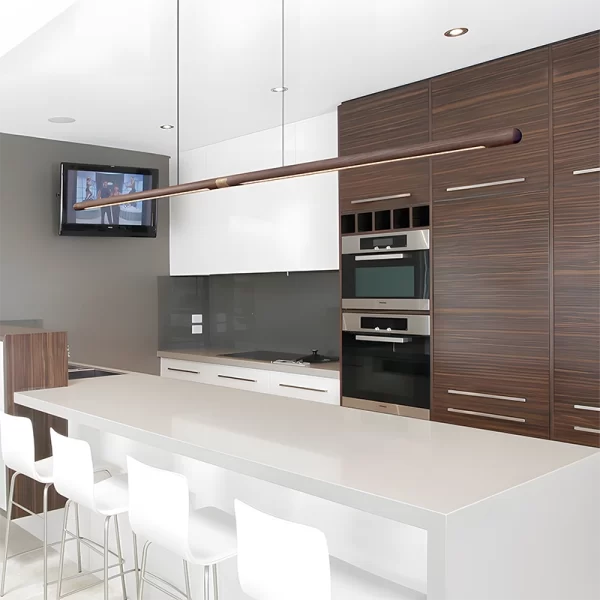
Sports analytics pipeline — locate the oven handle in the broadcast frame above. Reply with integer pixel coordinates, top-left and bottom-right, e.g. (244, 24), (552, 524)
(355, 253), (405, 262)
(355, 335), (413, 343)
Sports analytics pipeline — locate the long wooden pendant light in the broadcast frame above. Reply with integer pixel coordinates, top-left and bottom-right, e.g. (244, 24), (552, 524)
(74, 127), (522, 211)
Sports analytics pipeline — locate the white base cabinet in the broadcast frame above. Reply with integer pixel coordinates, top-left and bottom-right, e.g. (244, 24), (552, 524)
(160, 357), (339, 405)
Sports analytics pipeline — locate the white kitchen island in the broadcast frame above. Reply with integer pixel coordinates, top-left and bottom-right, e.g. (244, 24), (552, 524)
(15, 373), (600, 600)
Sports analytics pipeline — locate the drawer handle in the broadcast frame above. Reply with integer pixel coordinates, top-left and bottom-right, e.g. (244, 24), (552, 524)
(573, 167), (600, 176)
(446, 177), (525, 192)
(355, 254), (404, 262)
(447, 408), (525, 423)
(448, 389), (526, 403)
(279, 383), (327, 393)
(350, 193), (411, 205)
(574, 426), (600, 434)
(218, 374), (257, 383)
(167, 367), (199, 375)
(574, 405), (600, 412)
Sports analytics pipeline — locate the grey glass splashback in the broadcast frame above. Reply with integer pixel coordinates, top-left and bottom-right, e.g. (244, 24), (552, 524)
(159, 271), (340, 356)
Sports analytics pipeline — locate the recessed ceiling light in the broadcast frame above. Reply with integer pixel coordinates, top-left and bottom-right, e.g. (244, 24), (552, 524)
(48, 116), (76, 124)
(160, 124), (175, 130)
(271, 87), (288, 93)
(444, 27), (468, 38)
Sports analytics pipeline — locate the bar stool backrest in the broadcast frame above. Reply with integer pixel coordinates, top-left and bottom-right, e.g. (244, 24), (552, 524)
(0, 413), (37, 480)
(50, 429), (96, 510)
(234, 500), (331, 600)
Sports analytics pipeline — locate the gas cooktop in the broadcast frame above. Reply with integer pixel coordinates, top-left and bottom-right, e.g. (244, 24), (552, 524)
(219, 350), (338, 364)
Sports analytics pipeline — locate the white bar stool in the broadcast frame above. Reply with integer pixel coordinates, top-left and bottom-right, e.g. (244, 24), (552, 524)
(50, 429), (131, 600)
(127, 457), (237, 600)
(234, 500), (425, 600)
(0, 414), (85, 600)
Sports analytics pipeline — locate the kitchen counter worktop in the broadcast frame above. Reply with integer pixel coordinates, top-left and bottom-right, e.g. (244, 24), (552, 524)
(0, 325), (62, 340)
(15, 373), (596, 519)
(157, 348), (340, 379)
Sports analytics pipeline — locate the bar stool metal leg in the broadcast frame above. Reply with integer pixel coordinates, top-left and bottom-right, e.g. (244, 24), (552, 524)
(132, 532), (140, 594)
(56, 500), (71, 600)
(211, 564), (219, 600)
(138, 541), (151, 600)
(74, 504), (82, 573)
(183, 561), (192, 600)
(103, 517), (111, 600)
(203, 565), (210, 600)
(114, 515), (127, 599)
(0, 471), (18, 597)
(43, 483), (51, 600)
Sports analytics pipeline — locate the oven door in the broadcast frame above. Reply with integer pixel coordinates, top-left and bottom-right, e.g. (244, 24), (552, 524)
(342, 250), (429, 311)
(341, 314), (430, 418)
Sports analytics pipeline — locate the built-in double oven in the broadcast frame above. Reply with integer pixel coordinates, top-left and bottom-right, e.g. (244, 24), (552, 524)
(341, 229), (429, 311)
(341, 229), (430, 419)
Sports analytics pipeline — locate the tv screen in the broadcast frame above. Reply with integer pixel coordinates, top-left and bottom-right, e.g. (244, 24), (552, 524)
(59, 162), (159, 237)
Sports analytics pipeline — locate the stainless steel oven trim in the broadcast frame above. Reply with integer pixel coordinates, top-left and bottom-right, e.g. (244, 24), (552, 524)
(342, 397), (430, 420)
(342, 298), (430, 311)
(355, 254), (405, 261)
(342, 229), (429, 254)
(343, 312), (430, 336)
(355, 335), (413, 343)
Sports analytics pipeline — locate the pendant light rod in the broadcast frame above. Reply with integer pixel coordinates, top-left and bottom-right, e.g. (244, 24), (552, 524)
(74, 127), (522, 211)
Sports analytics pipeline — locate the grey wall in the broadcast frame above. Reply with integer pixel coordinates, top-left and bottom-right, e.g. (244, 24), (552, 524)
(0, 133), (170, 374)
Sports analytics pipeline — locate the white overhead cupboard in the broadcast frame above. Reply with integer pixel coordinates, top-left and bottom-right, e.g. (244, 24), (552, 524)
(170, 111), (339, 276)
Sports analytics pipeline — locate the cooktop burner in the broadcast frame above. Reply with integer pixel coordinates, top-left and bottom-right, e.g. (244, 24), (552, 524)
(219, 350), (338, 364)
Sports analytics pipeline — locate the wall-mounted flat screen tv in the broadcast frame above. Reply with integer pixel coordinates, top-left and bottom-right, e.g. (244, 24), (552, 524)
(59, 162), (159, 237)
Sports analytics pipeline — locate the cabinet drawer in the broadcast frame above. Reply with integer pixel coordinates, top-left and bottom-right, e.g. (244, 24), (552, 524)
(432, 47), (549, 199)
(270, 372), (339, 405)
(432, 386), (549, 438)
(553, 403), (600, 448)
(208, 364), (270, 393)
(160, 359), (206, 383)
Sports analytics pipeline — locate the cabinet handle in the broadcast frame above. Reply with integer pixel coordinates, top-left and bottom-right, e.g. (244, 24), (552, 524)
(355, 254), (404, 262)
(573, 167), (600, 176)
(350, 193), (411, 204)
(574, 426), (600, 434)
(448, 389), (526, 403)
(356, 335), (412, 344)
(279, 383), (327, 393)
(446, 177), (525, 192)
(167, 367), (199, 375)
(447, 408), (525, 423)
(218, 374), (257, 383)
(574, 405), (600, 412)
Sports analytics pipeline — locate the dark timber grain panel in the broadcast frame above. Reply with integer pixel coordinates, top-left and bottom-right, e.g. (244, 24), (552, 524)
(553, 403), (600, 448)
(432, 47), (549, 198)
(3, 332), (68, 517)
(553, 32), (600, 185)
(338, 82), (430, 209)
(432, 190), (550, 438)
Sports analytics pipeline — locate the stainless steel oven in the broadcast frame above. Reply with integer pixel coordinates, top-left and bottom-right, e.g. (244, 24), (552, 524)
(341, 230), (429, 311)
(341, 313), (430, 419)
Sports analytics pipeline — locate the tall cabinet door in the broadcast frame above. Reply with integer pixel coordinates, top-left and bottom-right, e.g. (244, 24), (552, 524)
(431, 49), (550, 438)
(338, 82), (430, 212)
(552, 32), (600, 447)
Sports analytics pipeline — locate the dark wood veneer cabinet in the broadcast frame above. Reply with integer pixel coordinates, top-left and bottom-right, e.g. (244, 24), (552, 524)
(552, 33), (600, 447)
(431, 48), (549, 200)
(431, 191), (550, 438)
(338, 82), (430, 211)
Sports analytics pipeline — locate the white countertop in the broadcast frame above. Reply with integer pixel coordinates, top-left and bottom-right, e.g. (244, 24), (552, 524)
(15, 373), (597, 527)
(157, 348), (340, 379)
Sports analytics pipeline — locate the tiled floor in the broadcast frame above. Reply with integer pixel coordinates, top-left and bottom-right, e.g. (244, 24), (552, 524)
(0, 516), (128, 599)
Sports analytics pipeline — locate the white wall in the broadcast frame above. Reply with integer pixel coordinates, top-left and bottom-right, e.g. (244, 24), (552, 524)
(170, 111), (339, 276)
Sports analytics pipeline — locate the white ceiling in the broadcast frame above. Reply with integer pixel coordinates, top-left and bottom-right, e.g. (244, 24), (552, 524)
(0, 0), (598, 156)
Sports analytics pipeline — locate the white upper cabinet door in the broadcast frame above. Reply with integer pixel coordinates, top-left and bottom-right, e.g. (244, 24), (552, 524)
(170, 112), (339, 275)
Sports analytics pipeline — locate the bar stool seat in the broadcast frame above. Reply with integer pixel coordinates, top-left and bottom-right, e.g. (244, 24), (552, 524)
(94, 474), (130, 515)
(28, 457), (54, 483)
(188, 506), (237, 564)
